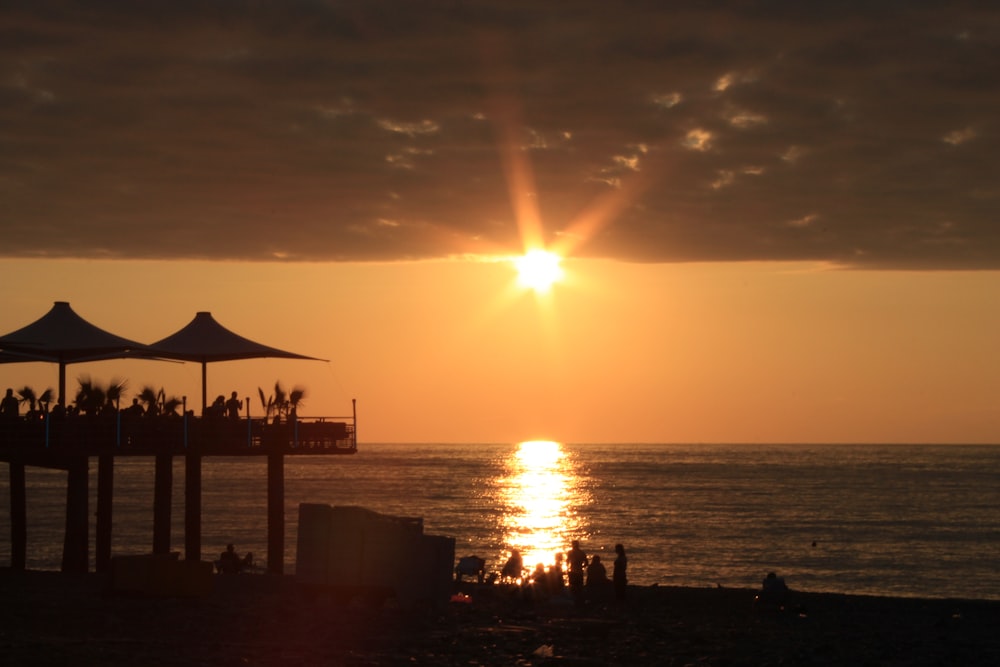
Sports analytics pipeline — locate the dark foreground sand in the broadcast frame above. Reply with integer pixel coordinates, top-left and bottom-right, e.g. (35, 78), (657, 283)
(3, 569), (999, 666)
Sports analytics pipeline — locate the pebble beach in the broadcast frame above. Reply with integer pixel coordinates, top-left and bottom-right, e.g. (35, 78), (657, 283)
(3, 569), (1000, 666)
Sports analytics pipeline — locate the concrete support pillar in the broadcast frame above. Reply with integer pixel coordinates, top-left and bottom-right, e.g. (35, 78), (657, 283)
(95, 454), (114, 572)
(9, 461), (26, 570)
(62, 456), (89, 573)
(267, 453), (284, 574)
(152, 454), (172, 554)
(185, 453), (202, 562)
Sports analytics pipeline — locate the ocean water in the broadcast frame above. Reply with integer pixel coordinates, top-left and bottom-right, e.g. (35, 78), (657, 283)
(1, 443), (999, 600)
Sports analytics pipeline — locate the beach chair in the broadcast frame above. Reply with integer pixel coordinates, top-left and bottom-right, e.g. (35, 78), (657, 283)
(455, 555), (486, 583)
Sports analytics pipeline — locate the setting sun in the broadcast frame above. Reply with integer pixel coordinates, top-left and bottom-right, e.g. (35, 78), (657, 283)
(513, 250), (564, 293)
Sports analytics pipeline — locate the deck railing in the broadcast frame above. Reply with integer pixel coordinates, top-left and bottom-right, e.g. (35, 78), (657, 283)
(0, 412), (356, 456)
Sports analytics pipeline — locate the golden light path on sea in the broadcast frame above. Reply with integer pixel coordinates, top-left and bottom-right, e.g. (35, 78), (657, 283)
(494, 440), (591, 576)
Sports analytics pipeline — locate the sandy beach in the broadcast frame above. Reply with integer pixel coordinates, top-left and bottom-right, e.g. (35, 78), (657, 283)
(2, 569), (999, 666)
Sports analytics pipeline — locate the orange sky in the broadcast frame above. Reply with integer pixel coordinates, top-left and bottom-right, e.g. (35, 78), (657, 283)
(2, 258), (998, 444)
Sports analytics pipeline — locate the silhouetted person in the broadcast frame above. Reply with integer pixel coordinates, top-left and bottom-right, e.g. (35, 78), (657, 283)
(123, 398), (144, 417)
(530, 563), (549, 601)
(217, 543), (253, 574)
(762, 571), (788, 593)
(206, 395), (225, 418)
(567, 540), (588, 591)
(756, 571), (789, 610)
(613, 543), (628, 601)
(586, 554), (608, 586)
(1, 388), (19, 420)
(25, 405), (43, 422)
(549, 552), (565, 592)
(225, 392), (242, 420)
(501, 549), (523, 581)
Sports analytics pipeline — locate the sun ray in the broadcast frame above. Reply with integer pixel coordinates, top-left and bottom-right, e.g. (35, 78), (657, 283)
(479, 33), (663, 297)
(491, 96), (546, 253)
(551, 167), (654, 260)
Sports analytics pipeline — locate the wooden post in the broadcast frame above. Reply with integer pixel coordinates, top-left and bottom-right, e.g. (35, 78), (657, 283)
(95, 454), (114, 572)
(62, 456), (89, 573)
(9, 460), (27, 570)
(267, 452), (284, 574)
(185, 453), (202, 562)
(152, 454), (172, 554)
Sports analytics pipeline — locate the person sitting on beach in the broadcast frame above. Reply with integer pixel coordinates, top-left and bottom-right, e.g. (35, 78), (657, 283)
(586, 554), (609, 586)
(762, 572), (788, 594)
(549, 553), (565, 592)
(123, 398), (145, 417)
(217, 543), (253, 574)
(528, 563), (550, 601)
(755, 571), (790, 609)
(501, 549), (524, 582)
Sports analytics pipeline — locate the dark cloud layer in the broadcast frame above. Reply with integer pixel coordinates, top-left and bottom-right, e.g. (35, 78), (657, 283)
(2, 1), (998, 268)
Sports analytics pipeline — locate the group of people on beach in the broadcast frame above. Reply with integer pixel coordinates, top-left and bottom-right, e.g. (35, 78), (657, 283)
(498, 540), (628, 603)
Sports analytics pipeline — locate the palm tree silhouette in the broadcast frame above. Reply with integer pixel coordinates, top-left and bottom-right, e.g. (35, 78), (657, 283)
(258, 381), (306, 423)
(75, 376), (127, 415)
(16, 386), (54, 419)
(137, 385), (183, 417)
(17, 386), (37, 413)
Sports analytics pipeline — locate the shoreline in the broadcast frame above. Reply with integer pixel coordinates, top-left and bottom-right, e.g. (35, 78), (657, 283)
(3, 569), (1000, 665)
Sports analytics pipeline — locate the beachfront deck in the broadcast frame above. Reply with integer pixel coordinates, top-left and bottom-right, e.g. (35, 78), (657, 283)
(1, 302), (361, 576)
(1, 408), (357, 576)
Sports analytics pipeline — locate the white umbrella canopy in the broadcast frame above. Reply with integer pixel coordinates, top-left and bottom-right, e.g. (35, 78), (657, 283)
(0, 301), (155, 405)
(147, 312), (326, 414)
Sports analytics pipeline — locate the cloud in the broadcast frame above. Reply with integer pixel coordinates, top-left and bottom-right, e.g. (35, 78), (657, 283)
(682, 129), (714, 152)
(0, 1), (998, 268)
(942, 127), (976, 146)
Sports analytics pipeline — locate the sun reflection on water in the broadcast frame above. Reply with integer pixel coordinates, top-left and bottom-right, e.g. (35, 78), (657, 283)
(494, 440), (590, 573)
